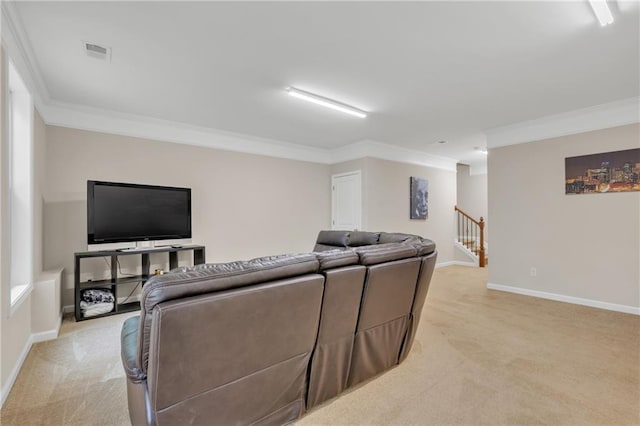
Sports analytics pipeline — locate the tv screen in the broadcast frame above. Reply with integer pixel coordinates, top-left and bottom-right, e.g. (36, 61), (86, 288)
(87, 180), (192, 244)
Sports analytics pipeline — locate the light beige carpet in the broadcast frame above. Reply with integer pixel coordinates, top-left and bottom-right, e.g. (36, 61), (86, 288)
(1, 266), (638, 425)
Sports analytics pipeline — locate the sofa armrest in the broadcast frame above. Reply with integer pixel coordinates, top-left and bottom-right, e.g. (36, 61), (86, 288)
(121, 316), (146, 383)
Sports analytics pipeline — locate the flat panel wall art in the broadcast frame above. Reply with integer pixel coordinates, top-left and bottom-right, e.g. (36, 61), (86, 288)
(410, 176), (428, 219)
(565, 148), (640, 195)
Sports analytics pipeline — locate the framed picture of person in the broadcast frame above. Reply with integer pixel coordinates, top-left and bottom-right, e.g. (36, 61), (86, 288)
(410, 177), (428, 220)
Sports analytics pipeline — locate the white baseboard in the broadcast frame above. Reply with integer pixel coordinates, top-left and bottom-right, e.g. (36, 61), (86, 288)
(436, 260), (478, 268)
(32, 313), (63, 343)
(0, 334), (33, 408)
(487, 283), (640, 316)
(62, 304), (74, 314)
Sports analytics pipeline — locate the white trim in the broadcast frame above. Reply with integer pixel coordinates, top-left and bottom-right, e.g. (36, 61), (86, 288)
(62, 304), (74, 314)
(41, 102), (459, 170)
(436, 260), (478, 268)
(468, 162), (487, 176)
(0, 335), (33, 408)
(41, 101), (333, 165)
(0, 10), (460, 171)
(9, 283), (33, 317)
(32, 313), (62, 343)
(0, 1), (50, 109)
(330, 140), (458, 172)
(330, 139), (457, 171)
(5, 0), (635, 171)
(485, 97), (640, 148)
(331, 170), (362, 230)
(454, 240), (480, 262)
(0, 312), (62, 407)
(487, 283), (640, 316)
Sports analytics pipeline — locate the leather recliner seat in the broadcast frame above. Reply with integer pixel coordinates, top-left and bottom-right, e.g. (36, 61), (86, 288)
(121, 231), (437, 425)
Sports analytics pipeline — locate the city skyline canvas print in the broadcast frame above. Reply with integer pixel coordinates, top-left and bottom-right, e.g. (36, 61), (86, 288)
(565, 148), (640, 195)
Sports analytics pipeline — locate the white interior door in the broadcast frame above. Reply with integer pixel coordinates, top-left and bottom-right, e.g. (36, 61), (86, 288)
(331, 171), (362, 230)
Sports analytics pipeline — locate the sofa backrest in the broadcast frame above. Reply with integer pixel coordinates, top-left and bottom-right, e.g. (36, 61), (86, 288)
(348, 253), (422, 387)
(137, 253), (320, 372)
(399, 250), (438, 362)
(313, 230), (350, 252)
(147, 274), (325, 425)
(314, 248), (359, 270)
(306, 264), (366, 408)
(313, 230), (436, 257)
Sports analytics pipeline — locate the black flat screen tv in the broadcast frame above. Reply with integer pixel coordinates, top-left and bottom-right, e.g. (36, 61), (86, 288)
(87, 180), (192, 245)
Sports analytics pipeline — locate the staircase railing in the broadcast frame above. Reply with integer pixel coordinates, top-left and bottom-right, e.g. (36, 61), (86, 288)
(454, 206), (486, 267)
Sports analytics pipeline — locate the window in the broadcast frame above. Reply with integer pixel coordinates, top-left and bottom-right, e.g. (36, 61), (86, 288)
(7, 59), (33, 312)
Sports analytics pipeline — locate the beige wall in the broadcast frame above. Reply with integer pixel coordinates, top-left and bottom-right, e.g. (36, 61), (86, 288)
(0, 47), (44, 399)
(457, 163), (488, 240)
(43, 126), (332, 307)
(1, 109), (47, 394)
(488, 124), (640, 309)
(332, 158), (457, 263)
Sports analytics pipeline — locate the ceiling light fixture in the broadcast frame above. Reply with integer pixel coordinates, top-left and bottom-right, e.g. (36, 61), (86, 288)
(286, 87), (367, 118)
(589, 0), (614, 26)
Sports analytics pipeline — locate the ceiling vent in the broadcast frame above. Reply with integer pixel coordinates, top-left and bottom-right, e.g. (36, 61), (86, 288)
(82, 41), (111, 62)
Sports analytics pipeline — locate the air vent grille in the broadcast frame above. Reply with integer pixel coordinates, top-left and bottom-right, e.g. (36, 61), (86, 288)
(82, 41), (111, 62)
(86, 43), (107, 55)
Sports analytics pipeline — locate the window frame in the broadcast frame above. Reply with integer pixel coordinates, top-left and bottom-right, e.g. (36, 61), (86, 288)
(6, 59), (34, 316)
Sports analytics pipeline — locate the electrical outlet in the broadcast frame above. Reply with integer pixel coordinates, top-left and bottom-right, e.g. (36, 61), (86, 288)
(530, 267), (537, 277)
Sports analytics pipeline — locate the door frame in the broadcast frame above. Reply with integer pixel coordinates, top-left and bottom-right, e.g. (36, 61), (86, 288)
(331, 170), (362, 231)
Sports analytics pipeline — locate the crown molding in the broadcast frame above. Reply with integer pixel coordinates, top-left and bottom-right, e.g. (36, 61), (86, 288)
(1, 1), (51, 109)
(468, 162), (487, 176)
(41, 101), (334, 164)
(1, 2), (461, 171)
(485, 97), (640, 148)
(41, 101), (459, 170)
(330, 139), (458, 171)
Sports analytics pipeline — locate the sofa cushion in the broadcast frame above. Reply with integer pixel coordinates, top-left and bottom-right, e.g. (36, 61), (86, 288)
(355, 243), (418, 266)
(315, 249), (359, 270)
(378, 232), (416, 244)
(137, 253), (320, 371)
(315, 230), (350, 248)
(348, 231), (380, 247)
(313, 243), (347, 253)
(412, 239), (436, 256)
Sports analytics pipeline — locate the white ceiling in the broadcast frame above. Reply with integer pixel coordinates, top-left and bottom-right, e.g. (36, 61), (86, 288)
(7, 1), (640, 167)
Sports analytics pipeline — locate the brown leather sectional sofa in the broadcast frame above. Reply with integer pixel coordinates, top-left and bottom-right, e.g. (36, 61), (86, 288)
(121, 230), (437, 425)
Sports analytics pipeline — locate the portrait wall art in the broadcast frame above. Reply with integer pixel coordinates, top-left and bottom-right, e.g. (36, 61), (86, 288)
(410, 177), (428, 219)
(565, 148), (640, 195)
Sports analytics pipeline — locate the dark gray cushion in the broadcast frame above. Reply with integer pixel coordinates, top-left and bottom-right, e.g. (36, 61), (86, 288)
(313, 243), (347, 253)
(315, 249), (359, 270)
(354, 243), (418, 266)
(378, 232), (416, 244)
(348, 231), (380, 247)
(412, 239), (436, 256)
(315, 230), (350, 248)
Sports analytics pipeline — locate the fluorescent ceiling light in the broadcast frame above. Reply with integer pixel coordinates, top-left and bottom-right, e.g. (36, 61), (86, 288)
(589, 0), (614, 26)
(286, 87), (367, 118)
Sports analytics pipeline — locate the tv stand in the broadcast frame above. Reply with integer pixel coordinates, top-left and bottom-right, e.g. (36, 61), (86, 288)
(74, 245), (205, 321)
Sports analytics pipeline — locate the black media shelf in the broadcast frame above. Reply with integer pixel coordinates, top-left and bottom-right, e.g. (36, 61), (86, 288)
(74, 245), (206, 321)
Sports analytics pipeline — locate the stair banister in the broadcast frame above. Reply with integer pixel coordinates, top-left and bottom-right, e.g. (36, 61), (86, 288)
(454, 206), (486, 267)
